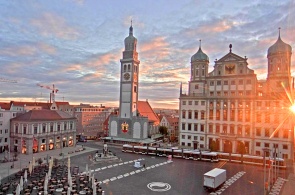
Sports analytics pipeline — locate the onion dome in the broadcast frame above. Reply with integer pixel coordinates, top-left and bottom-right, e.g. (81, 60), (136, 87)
(267, 29), (292, 56)
(124, 22), (137, 51)
(191, 40), (209, 62)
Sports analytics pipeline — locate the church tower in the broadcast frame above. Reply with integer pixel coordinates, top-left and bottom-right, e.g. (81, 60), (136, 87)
(109, 23), (148, 140)
(119, 22), (140, 118)
(267, 28), (292, 93)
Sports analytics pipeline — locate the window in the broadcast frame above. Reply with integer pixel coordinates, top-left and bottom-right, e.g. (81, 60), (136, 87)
(182, 111), (186, 119)
(256, 128), (261, 136)
(50, 125), (53, 132)
(181, 135), (185, 139)
(200, 136), (204, 141)
(210, 81), (214, 86)
(283, 130), (288, 139)
(224, 81), (228, 85)
(42, 125), (46, 133)
(64, 123), (67, 130)
(231, 80), (235, 85)
(256, 142), (261, 147)
(181, 142), (185, 146)
(188, 123), (191, 131)
(23, 126), (27, 134)
(57, 124), (61, 131)
(194, 136), (198, 140)
(217, 81), (221, 85)
(188, 101), (192, 105)
(188, 135), (191, 140)
(238, 126), (242, 135)
(0, 113), (3, 117)
(264, 143), (269, 148)
(201, 101), (205, 106)
(188, 143), (191, 147)
(195, 84), (199, 89)
(201, 111), (205, 120)
(190, 124), (196, 132)
(182, 123), (185, 130)
(283, 144), (288, 150)
(224, 91), (228, 96)
(194, 101), (198, 105)
(200, 124), (204, 132)
(256, 113), (261, 122)
(265, 129), (269, 137)
(134, 86), (137, 92)
(209, 124), (213, 133)
(216, 125), (220, 133)
(34, 126), (38, 134)
(239, 80), (243, 85)
(246, 79), (251, 84)
(182, 101), (186, 105)
(188, 111), (192, 119)
(194, 111), (198, 119)
(70, 123), (73, 129)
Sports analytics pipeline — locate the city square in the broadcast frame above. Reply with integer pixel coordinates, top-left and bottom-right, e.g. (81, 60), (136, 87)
(1, 141), (291, 194)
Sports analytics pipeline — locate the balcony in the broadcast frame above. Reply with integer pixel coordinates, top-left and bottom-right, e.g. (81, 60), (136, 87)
(219, 133), (237, 139)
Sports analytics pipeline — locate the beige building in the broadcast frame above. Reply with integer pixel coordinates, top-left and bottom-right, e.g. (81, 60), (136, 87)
(10, 110), (77, 155)
(179, 32), (294, 160)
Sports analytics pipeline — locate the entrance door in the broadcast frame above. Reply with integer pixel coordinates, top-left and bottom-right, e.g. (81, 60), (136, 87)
(224, 140), (232, 153)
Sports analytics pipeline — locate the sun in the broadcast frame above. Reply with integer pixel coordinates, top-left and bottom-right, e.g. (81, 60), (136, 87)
(289, 104), (295, 114)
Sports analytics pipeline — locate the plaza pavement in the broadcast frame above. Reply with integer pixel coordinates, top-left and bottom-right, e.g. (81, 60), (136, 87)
(0, 144), (97, 181)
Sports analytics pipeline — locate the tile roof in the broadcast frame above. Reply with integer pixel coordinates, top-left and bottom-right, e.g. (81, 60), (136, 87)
(137, 101), (160, 125)
(11, 109), (76, 121)
(0, 102), (11, 110)
(10, 101), (70, 109)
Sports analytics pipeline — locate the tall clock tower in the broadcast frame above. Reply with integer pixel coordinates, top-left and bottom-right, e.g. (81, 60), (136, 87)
(109, 23), (148, 140)
(119, 23), (139, 118)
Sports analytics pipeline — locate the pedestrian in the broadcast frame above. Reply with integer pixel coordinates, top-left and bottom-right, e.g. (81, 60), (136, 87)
(98, 187), (103, 195)
(143, 163), (146, 169)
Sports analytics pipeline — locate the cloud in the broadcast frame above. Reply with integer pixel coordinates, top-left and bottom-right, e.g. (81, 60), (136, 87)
(30, 12), (80, 40)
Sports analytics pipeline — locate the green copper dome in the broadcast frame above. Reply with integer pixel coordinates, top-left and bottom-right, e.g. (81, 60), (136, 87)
(191, 47), (209, 62)
(267, 34), (292, 56)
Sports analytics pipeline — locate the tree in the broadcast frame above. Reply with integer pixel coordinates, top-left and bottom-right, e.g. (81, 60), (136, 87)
(158, 126), (168, 135)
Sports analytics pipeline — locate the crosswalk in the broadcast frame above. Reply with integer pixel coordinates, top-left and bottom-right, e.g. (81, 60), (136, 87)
(269, 177), (287, 195)
(95, 158), (172, 184)
(210, 171), (246, 195)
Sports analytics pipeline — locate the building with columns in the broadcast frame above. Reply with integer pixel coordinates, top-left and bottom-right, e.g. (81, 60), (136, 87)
(179, 31), (294, 160)
(10, 109), (77, 155)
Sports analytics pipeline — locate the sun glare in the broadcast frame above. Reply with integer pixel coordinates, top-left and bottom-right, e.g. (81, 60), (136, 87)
(289, 104), (295, 114)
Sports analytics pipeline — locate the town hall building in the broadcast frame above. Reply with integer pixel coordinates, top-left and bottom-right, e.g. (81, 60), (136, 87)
(179, 30), (294, 160)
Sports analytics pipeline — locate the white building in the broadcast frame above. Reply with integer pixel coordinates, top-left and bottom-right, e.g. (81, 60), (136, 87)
(179, 32), (294, 160)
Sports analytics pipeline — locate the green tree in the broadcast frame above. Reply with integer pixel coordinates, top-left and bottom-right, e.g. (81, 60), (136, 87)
(158, 126), (168, 135)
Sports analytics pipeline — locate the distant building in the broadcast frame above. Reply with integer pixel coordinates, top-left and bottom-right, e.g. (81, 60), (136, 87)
(159, 115), (179, 141)
(73, 104), (113, 139)
(10, 109), (77, 155)
(0, 103), (16, 155)
(179, 31), (294, 160)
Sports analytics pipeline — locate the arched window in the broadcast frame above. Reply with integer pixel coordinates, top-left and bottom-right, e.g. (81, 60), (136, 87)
(124, 65), (127, 72)
(128, 64), (131, 71)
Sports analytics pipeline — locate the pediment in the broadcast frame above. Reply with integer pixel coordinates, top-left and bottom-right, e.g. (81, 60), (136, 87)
(217, 52), (245, 63)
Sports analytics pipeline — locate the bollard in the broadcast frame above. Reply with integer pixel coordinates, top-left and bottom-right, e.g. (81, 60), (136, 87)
(102, 191), (105, 195)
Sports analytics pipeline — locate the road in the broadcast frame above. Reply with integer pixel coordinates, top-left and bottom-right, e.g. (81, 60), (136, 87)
(72, 141), (287, 195)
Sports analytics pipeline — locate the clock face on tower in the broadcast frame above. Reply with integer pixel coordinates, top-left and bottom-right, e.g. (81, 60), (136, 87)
(225, 64), (235, 74)
(124, 73), (130, 80)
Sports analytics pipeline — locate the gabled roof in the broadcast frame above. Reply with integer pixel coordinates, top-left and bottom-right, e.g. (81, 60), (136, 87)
(138, 101), (160, 125)
(0, 102), (11, 110)
(217, 52), (246, 63)
(11, 110), (76, 121)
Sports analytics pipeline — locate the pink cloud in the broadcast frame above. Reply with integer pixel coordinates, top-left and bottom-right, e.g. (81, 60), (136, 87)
(30, 12), (79, 40)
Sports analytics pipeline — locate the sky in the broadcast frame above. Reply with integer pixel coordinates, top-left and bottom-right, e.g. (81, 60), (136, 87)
(0, 0), (294, 109)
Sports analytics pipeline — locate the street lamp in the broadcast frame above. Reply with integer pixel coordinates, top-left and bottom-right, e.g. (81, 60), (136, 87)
(263, 148), (271, 195)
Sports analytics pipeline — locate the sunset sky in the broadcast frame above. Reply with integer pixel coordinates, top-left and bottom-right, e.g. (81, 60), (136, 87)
(0, 0), (294, 109)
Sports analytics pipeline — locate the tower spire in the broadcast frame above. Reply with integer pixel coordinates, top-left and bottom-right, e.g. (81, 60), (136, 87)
(199, 39), (201, 49)
(129, 19), (133, 36)
(278, 27), (281, 39)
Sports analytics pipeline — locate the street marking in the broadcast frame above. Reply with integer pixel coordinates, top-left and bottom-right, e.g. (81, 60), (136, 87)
(210, 171), (246, 195)
(97, 160), (172, 186)
(147, 182), (171, 192)
(269, 177), (286, 195)
(101, 167), (107, 170)
(107, 165), (113, 168)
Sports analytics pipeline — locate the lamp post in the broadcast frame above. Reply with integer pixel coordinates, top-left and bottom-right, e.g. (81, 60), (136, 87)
(263, 148), (271, 195)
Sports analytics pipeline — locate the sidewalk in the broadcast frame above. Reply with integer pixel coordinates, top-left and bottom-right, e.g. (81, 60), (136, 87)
(0, 144), (97, 181)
